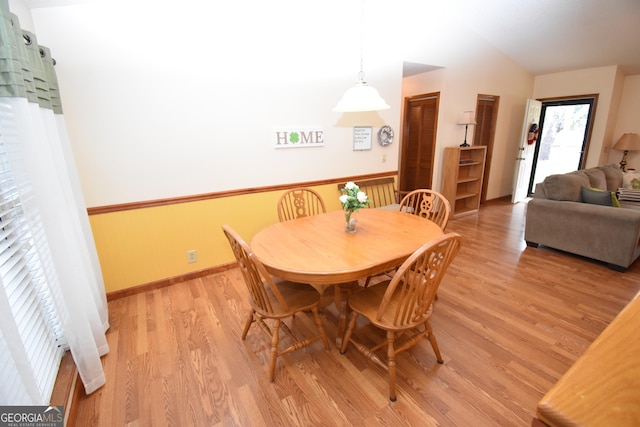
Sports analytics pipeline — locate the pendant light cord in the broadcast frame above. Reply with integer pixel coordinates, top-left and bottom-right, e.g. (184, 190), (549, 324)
(358, 0), (365, 81)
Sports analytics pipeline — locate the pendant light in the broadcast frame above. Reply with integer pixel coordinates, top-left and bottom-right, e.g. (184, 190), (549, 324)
(333, 1), (390, 112)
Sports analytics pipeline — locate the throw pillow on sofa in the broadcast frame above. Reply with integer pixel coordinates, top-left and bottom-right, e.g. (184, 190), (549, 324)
(581, 186), (620, 207)
(622, 172), (640, 189)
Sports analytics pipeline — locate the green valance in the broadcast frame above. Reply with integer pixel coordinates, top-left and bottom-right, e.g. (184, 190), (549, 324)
(0, 0), (62, 113)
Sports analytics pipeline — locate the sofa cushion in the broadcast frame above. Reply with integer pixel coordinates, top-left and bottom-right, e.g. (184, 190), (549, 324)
(583, 168), (607, 190)
(599, 164), (624, 191)
(581, 187), (620, 207)
(542, 171), (590, 201)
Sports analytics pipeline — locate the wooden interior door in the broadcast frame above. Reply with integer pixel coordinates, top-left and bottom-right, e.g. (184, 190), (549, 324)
(473, 95), (499, 203)
(399, 93), (439, 194)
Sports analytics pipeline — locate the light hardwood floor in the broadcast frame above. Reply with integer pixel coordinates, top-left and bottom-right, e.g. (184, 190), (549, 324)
(73, 199), (640, 426)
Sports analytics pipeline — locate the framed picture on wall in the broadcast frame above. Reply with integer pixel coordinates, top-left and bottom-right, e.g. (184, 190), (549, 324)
(353, 126), (372, 151)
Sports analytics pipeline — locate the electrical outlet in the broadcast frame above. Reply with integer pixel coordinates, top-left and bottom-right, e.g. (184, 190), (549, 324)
(187, 250), (197, 263)
(382, 154), (387, 163)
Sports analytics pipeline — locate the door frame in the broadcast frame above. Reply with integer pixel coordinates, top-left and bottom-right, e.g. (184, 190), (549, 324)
(398, 92), (440, 193)
(474, 94), (499, 203)
(528, 94), (598, 194)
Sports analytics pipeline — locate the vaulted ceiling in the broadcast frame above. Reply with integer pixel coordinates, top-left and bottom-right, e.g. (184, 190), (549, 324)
(25, 0), (640, 77)
(457, 0), (640, 76)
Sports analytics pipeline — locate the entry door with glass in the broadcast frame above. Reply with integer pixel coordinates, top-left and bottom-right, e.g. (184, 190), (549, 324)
(529, 97), (596, 194)
(512, 96), (596, 201)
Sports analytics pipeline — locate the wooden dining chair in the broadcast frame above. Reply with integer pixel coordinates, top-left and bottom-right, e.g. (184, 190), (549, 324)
(277, 188), (326, 222)
(340, 233), (462, 401)
(363, 189), (451, 288)
(222, 225), (330, 381)
(276, 188), (333, 298)
(398, 189), (451, 230)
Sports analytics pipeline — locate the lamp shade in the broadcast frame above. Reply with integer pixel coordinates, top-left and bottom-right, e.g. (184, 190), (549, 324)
(333, 81), (390, 112)
(613, 133), (640, 151)
(458, 110), (477, 125)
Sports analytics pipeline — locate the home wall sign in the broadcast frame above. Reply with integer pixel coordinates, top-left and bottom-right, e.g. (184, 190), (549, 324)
(353, 126), (372, 151)
(274, 127), (324, 148)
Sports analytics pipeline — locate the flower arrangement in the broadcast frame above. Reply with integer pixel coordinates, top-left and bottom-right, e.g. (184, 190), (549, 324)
(340, 182), (370, 232)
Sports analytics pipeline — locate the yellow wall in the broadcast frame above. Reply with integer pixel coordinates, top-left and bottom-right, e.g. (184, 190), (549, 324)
(90, 182), (347, 293)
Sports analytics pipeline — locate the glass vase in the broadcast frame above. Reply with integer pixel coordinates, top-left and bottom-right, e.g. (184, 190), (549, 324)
(345, 211), (357, 233)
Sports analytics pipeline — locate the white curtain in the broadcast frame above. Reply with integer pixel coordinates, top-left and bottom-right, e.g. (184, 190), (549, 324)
(0, 2), (109, 401)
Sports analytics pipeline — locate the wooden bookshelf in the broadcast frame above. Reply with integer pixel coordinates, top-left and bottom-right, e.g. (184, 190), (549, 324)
(442, 146), (487, 218)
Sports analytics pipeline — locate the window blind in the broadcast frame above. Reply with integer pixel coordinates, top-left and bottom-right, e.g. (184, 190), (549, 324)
(0, 101), (65, 404)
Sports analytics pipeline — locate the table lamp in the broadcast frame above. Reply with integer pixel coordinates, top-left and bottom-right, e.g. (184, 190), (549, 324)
(613, 133), (640, 172)
(458, 111), (477, 147)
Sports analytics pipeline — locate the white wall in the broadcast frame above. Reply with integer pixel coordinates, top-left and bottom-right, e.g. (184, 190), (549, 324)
(16, 1), (636, 207)
(611, 75), (640, 169)
(8, 0), (32, 30)
(26, 0), (415, 207)
(532, 65), (622, 168)
(401, 27), (534, 200)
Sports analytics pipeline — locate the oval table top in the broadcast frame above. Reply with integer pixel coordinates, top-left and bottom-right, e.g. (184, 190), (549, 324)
(251, 209), (443, 285)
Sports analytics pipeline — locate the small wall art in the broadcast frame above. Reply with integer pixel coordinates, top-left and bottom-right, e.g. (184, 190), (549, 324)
(353, 126), (372, 151)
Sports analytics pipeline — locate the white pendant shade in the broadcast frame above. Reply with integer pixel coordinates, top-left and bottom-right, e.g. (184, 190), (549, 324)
(333, 80), (390, 112)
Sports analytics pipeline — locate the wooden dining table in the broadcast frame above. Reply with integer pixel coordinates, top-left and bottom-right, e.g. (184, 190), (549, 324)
(250, 208), (444, 346)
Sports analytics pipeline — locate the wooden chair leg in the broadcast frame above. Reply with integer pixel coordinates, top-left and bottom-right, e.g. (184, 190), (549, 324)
(335, 281), (358, 348)
(312, 306), (330, 350)
(363, 276), (372, 288)
(426, 321), (444, 364)
(241, 308), (254, 340)
(268, 319), (281, 382)
(339, 313), (358, 354)
(387, 331), (397, 402)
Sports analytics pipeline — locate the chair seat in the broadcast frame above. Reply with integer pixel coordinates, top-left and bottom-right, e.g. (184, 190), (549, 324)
(349, 280), (434, 330)
(251, 280), (322, 319)
(375, 203), (413, 213)
(375, 203), (400, 211)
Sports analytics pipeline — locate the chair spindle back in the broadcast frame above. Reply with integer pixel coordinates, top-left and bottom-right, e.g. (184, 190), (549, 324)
(277, 188), (326, 221)
(399, 189), (451, 230)
(376, 233), (461, 326)
(222, 225), (288, 315)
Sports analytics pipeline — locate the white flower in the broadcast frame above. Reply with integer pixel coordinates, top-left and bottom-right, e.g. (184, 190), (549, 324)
(340, 181), (370, 213)
(345, 181), (357, 190)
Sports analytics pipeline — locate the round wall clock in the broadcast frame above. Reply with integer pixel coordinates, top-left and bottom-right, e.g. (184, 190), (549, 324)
(378, 126), (394, 146)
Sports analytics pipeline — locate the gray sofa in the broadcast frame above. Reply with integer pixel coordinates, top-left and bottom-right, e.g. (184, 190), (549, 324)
(525, 164), (640, 271)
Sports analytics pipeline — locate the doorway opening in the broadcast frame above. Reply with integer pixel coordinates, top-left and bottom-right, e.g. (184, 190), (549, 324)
(527, 96), (597, 194)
